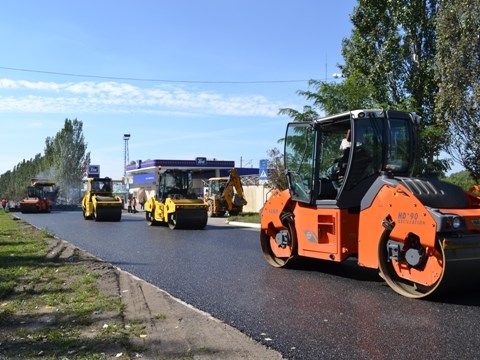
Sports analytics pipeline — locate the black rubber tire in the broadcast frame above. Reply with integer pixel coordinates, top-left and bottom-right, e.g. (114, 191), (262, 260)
(146, 211), (157, 226)
(260, 219), (297, 268)
(168, 213), (177, 230)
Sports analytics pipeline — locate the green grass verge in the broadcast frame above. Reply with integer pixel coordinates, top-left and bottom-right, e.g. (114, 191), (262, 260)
(228, 212), (260, 223)
(0, 211), (135, 359)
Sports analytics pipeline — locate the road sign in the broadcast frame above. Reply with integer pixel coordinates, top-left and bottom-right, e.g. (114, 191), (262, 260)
(259, 159), (268, 181)
(196, 157), (207, 165)
(87, 165), (100, 178)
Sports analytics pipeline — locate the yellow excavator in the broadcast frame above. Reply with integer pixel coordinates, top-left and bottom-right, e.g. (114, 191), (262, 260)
(82, 177), (122, 221)
(204, 168), (247, 217)
(144, 168), (208, 229)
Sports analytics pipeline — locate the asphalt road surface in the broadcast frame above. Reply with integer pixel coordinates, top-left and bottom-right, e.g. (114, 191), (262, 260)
(16, 210), (480, 360)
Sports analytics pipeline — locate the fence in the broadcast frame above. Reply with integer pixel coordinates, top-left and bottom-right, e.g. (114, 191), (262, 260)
(242, 185), (274, 213)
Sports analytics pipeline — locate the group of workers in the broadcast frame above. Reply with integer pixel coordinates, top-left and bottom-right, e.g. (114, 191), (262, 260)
(127, 197), (138, 213)
(127, 196), (145, 213)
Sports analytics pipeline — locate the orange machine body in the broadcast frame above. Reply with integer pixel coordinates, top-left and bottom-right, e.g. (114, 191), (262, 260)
(19, 179), (56, 213)
(260, 110), (480, 298)
(262, 189), (359, 263)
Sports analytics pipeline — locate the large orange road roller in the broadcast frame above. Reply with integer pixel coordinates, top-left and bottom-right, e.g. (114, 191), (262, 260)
(260, 109), (480, 298)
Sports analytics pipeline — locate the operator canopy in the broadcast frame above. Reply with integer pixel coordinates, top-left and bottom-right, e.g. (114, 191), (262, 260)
(284, 109), (418, 207)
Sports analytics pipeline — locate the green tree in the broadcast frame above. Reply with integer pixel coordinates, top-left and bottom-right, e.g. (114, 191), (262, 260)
(0, 119), (90, 204)
(442, 170), (476, 190)
(298, 71), (377, 114)
(340, 0), (439, 114)
(266, 106), (318, 190)
(435, 0), (480, 181)
(343, 0), (446, 175)
(45, 119), (90, 203)
(266, 147), (288, 190)
(0, 154), (49, 202)
(278, 105), (318, 122)
(288, 0), (444, 175)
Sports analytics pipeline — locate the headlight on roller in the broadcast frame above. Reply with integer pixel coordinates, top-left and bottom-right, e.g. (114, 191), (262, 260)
(452, 217), (462, 229)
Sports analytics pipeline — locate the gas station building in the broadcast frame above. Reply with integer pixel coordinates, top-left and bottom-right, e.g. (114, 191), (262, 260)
(124, 158), (259, 204)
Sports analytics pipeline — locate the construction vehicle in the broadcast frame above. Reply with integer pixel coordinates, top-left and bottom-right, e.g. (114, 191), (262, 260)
(82, 177), (122, 221)
(204, 168), (247, 217)
(19, 178), (57, 213)
(145, 168), (208, 229)
(260, 109), (480, 298)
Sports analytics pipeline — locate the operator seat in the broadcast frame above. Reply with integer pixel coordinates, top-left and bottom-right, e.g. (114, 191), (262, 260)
(343, 146), (372, 190)
(318, 178), (337, 200)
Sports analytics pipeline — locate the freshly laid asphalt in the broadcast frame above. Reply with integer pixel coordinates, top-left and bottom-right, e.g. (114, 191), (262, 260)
(16, 209), (480, 360)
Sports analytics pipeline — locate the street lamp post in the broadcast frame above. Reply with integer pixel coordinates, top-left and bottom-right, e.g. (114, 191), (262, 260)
(123, 134), (130, 183)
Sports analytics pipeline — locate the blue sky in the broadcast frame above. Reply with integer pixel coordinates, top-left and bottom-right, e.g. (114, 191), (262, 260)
(0, 0), (357, 179)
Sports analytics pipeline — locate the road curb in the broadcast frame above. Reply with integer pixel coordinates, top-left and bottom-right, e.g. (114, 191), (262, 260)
(226, 221), (260, 229)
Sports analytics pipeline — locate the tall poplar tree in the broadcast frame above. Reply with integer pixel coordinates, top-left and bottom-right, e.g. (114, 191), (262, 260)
(341, 0), (445, 175)
(278, 0), (446, 175)
(45, 119), (90, 203)
(435, 0), (480, 181)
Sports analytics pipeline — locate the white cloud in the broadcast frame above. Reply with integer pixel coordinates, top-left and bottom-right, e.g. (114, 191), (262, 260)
(0, 78), (295, 117)
(18, 80), (63, 91)
(0, 79), (19, 89)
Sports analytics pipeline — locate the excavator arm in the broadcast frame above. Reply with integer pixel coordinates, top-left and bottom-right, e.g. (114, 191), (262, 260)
(222, 168), (247, 211)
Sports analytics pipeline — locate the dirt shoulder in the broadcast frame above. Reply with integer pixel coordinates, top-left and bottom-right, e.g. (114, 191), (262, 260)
(50, 237), (284, 359)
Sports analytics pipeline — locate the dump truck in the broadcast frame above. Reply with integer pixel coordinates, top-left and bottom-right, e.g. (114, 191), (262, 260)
(260, 109), (480, 298)
(204, 168), (247, 217)
(82, 177), (122, 221)
(145, 168), (208, 229)
(19, 179), (57, 213)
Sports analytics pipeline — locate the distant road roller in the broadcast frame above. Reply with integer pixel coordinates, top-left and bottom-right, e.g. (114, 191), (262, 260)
(19, 178), (57, 213)
(82, 177), (122, 221)
(261, 109), (480, 298)
(145, 168), (208, 229)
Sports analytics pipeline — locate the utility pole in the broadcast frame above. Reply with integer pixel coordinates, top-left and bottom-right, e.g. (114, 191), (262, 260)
(123, 133), (130, 182)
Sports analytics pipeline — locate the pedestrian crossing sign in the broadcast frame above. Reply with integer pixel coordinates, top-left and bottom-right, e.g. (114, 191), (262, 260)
(259, 159), (268, 181)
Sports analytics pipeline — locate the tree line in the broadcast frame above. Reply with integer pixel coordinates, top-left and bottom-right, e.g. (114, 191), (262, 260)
(269, 0), (480, 189)
(0, 119), (90, 204)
